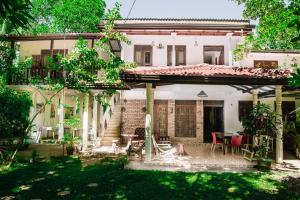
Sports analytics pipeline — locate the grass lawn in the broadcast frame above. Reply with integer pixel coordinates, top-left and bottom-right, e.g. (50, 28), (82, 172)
(0, 156), (299, 200)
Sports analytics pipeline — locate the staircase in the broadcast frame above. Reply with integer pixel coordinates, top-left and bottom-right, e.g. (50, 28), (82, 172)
(101, 103), (121, 146)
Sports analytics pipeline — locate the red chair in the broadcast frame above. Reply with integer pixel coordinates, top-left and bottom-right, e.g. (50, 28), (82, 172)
(211, 132), (223, 152)
(229, 135), (243, 154)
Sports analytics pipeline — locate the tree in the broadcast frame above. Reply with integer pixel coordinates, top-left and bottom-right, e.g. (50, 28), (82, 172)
(0, 0), (33, 34)
(232, 0), (300, 60)
(30, 0), (106, 34)
(1, 3), (132, 167)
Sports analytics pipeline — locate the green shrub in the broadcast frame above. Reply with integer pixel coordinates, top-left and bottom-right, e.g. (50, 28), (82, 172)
(0, 87), (32, 139)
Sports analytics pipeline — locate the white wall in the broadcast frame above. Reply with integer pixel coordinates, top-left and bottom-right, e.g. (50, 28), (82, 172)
(240, 52), (300, 68)
(122, 84), (253, 133)
(122, 34), (241, 66)
(18, 39), (110, 61)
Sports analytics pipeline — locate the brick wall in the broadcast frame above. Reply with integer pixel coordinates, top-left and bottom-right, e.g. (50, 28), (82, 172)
(122, 99), (204, 144)
(121, 99), (146, 135)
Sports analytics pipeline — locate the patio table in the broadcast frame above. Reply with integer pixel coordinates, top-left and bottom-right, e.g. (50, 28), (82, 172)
(215, 132), (237, 154)
(121, 134), (138, 149)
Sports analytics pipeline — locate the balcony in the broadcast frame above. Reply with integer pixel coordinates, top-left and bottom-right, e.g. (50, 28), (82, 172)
(10, 67), (64, 85)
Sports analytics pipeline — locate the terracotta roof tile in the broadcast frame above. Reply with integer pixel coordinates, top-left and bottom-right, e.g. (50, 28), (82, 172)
(123, 64), (292, 79)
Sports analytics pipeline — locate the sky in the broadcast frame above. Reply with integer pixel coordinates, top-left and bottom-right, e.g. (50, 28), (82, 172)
(105, 0), (245, 19)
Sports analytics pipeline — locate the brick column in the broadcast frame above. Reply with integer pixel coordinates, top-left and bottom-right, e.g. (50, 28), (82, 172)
(196, 100), (204, 143)
(168, 100), (175, 140)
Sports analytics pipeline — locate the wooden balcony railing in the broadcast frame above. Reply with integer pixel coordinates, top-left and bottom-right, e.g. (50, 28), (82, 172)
(10, 68), (64, 85)
(10, 67), (100, 85)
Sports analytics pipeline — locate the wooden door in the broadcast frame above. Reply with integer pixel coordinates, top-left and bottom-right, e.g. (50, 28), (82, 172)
(154, 100), (168, 136)
(175, 101), (196, 137)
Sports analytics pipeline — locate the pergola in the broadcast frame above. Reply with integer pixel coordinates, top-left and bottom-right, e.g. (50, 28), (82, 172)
(121, 64), (293, 164)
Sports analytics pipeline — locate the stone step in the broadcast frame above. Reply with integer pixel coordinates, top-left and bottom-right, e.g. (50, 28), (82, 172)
(105, 125), (120, 132)
(103, 135), (121, 139)
(105, 131), (120, 135)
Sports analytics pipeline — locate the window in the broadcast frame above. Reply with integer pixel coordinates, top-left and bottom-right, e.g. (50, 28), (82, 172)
(134, 45), (152, 66)
(175, 45), (186, 66)
(238, 101), (253, 121)
(167, 45), (186, 66)
(254, 60), (278, 69)
(203, 46), (224, 65)
(41, 49), (67, 68)
(167, 45), (172, 66)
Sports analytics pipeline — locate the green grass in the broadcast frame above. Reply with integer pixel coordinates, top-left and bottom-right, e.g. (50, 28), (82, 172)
(0, 157), (298, 200)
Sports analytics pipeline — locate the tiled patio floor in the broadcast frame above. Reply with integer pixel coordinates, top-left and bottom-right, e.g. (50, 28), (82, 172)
(126, 144), (256, 172)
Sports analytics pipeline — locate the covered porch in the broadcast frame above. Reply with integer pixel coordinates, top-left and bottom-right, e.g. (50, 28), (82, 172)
(121, 64), (293, 165)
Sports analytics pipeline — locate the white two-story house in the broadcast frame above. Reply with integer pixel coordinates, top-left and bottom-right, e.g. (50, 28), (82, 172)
(4, 18), (300, 150)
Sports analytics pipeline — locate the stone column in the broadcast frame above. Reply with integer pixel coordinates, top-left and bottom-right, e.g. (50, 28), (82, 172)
(82, 93), (89, 150)
(92, 93), (98, 139)
(252, 89), (259, 106)
(58, 89), (65, 140)
(145, 83), (154, 162)
(275, 85), (283, 163)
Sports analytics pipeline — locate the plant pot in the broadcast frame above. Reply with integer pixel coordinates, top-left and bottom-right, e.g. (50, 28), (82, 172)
(257, 158), (272, 170)
(66, 146), (74, 155)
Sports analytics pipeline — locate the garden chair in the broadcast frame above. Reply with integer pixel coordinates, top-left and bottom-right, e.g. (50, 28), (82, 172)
(126, 128), (146, 159)
(29, 128), (42, 144)
(151, 135), (176, 160)
(241, 135), (270, 161)
(211, 132), (223, 152)
(226, 135), (243, 154)
(126, 141), (145, 160)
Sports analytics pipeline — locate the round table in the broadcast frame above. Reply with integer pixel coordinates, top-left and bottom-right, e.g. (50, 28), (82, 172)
(121, 134), (138, 148)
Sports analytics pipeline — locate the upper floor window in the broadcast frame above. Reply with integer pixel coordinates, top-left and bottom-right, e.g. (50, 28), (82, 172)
(134, 45), (152, 66)
(167, 45), (186, 66)
(254, 60), (278, 69)
(32, 49), (67, 68)
(176, 45), (186, 66)
(203, 46), (224, 65)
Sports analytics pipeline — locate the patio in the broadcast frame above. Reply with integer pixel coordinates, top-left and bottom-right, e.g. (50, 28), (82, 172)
(126, 144), (255, 172)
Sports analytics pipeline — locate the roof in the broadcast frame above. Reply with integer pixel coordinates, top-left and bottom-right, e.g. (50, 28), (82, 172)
(115, 18), (251, 24)
(99, 18), (254, 32)
(122, 64), (292, 86)
(1, 33), (104, 41)
(250, 50), (300, 54)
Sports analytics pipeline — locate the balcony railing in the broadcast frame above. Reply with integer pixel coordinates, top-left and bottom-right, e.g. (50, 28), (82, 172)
(10, 67), (101, 85)
(10, 67), (64, 85)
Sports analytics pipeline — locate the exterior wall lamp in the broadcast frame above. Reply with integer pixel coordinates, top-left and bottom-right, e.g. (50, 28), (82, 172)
(197, 90), (208, 98)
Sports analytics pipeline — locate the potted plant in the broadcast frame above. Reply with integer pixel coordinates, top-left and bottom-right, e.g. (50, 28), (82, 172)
(242, 103), (278, 170)
(63, 133), (80, 155)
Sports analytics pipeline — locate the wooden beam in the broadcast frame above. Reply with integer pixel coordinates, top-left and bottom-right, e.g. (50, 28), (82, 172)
(122, 74), (289, 86)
